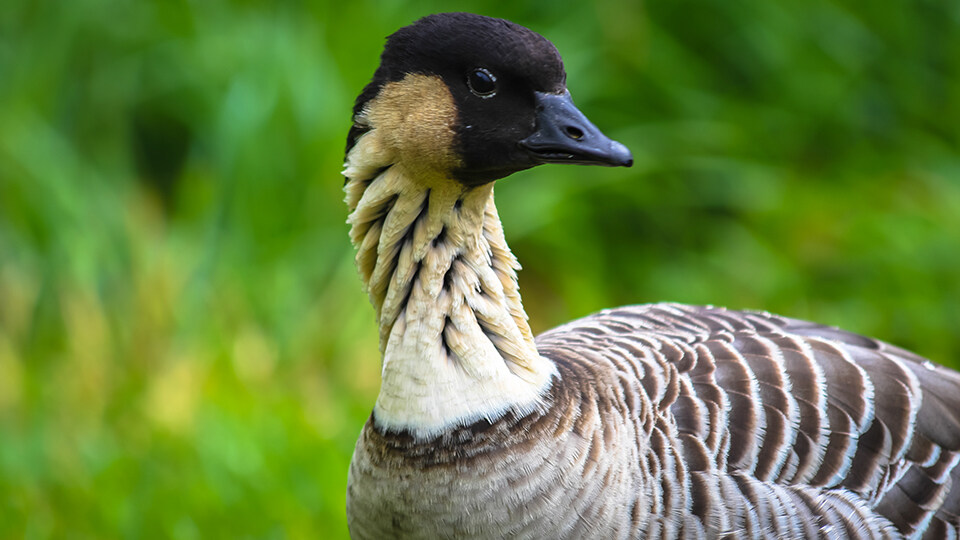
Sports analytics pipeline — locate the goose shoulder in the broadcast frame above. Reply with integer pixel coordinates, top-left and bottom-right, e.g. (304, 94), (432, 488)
(538, 302), (960, 536)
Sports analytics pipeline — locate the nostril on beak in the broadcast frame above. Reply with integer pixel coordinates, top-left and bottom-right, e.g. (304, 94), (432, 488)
(564, 125), (584, 141)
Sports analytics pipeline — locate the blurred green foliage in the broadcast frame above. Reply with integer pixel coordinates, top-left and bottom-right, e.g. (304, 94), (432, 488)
(1, 0), (958, 537)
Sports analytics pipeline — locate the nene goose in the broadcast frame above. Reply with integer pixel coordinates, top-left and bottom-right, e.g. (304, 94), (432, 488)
(343, 12), (960, 539)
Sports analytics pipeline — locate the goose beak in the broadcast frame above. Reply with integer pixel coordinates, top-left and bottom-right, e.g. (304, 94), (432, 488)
(520, 91), (633, 168)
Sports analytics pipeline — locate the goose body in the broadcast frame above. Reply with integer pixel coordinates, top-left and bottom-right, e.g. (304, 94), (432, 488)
(343, 13), (960, 539)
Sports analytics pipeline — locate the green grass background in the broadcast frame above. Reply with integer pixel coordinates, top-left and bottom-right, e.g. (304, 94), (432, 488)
(1, 0), (958, 537)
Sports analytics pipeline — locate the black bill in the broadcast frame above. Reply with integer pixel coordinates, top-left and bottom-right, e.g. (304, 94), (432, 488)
(520, 91), (633, 167)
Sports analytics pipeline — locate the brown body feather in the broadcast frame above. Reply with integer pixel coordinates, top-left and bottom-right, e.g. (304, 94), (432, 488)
(350, 304), (960, 538)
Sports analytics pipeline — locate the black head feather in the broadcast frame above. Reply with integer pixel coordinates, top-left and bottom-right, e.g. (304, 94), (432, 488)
(351, 13), (565, 120)
(348, 13), (630, 184)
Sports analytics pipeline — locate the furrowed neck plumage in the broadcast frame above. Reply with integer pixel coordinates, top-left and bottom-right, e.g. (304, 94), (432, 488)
(343, 74), (556, 439)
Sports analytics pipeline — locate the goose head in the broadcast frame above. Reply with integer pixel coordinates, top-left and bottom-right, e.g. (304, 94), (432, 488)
(347, 12), (633, 185)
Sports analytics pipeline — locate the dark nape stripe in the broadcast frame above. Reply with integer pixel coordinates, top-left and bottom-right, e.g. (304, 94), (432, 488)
(345, 123), (372, 156)
(432, 226), (446, 247)
(443, 254), (461, 292)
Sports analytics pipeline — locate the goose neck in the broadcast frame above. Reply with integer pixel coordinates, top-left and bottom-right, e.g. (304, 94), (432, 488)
(344, 155), (555, 438)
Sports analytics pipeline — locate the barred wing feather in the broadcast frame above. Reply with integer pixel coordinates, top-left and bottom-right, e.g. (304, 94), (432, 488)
(536, 303), (960, 538)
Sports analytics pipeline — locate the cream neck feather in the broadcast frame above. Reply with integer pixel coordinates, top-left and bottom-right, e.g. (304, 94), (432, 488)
(344, 130), (556, 439)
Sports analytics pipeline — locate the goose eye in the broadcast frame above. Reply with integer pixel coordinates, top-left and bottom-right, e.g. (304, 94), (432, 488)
(467, 68), (497, 98)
